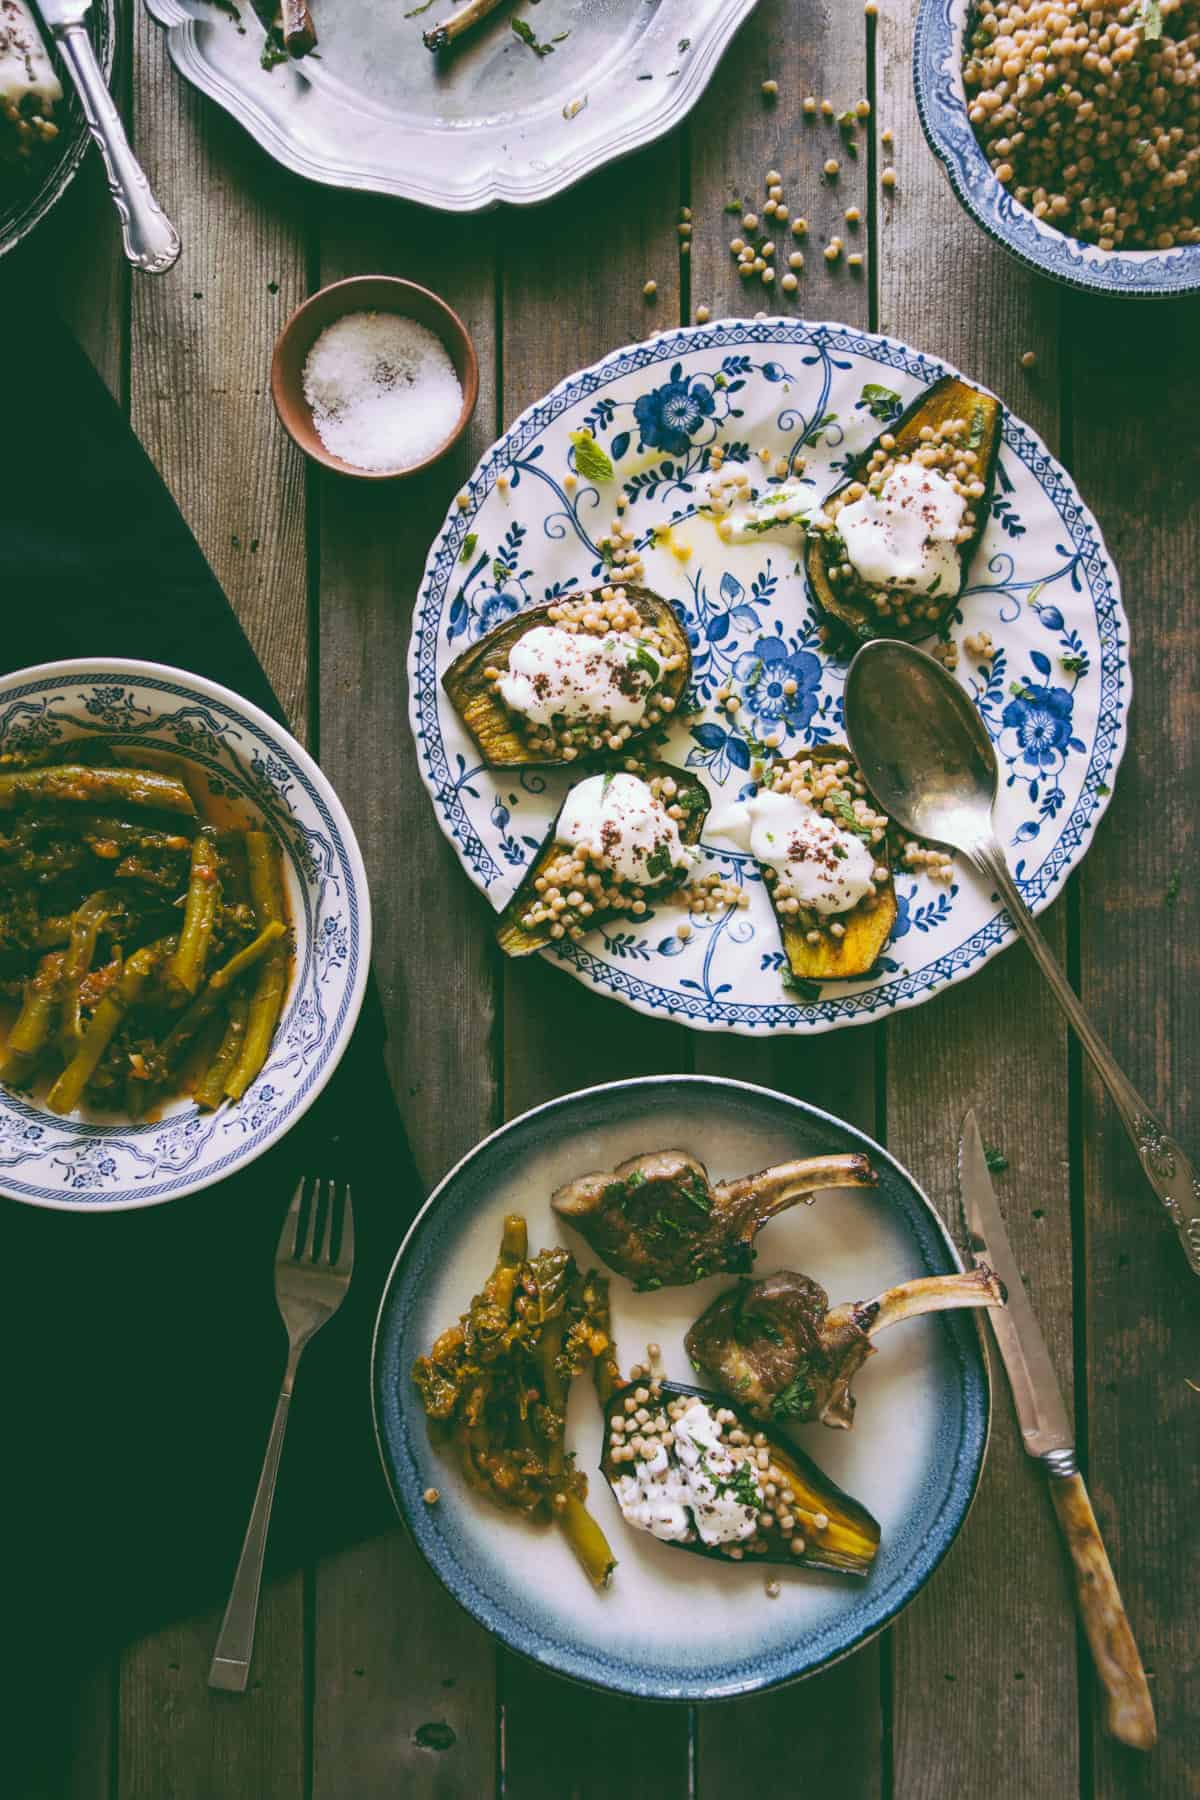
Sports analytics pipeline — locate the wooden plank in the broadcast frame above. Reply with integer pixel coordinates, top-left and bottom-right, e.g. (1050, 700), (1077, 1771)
(128, 14), (311, 732)
(116, 24), (311, 1799)
(687, 3), (883, 1788)
(498, 142), (694, 1799)
(1067, 292), (1200, 1798)
(875, 7), (1078, 1796)
(310, 190), (502, 1800)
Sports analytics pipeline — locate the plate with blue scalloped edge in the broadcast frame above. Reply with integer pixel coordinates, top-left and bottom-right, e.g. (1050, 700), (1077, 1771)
(409, 316), (1129, 1035)
(372, 1075), (991, 1700)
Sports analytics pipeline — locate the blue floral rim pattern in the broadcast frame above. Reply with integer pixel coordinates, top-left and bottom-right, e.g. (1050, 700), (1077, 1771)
(0, 662), (370, 1209)
(371, 1076), (993, 1700)
(915, 0), (1200, 297)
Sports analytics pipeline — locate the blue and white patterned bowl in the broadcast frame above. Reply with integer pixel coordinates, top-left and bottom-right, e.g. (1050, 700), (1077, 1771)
(0, 660), (371, 1211)
(411, 317), (1129, 1035)
(915, 0), (1200, 297)
(373, 1076), (992, 1699)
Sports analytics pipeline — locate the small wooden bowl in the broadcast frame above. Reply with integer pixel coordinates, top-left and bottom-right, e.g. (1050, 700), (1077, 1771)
(270, 276), (479, 480)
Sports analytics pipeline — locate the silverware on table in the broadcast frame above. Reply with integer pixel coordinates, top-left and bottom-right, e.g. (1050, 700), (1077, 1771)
(845, 638), (1200, 1277)
(958, 1110), (1156, 1750)
(33, 0), (180, 273)
(208, 1177), (354, 1693)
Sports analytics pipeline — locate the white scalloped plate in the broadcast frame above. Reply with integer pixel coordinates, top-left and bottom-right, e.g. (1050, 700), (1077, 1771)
(408, 318), (1129, 1037)
(142, 0), (758, 210)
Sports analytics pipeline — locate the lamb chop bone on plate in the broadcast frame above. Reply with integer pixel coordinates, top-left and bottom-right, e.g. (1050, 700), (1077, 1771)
(550, 1149), (877, 1290)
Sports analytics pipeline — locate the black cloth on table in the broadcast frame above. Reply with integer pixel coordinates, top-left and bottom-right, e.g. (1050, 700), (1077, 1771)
(0, 294), (419, 1696)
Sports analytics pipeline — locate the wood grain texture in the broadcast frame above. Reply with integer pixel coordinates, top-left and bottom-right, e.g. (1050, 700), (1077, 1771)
(310, 191), (503, 1800)
(496, 141), (693, 1799)
(688, 3), (883, 1786)
(876, 7), (1080, 1796)
(112, 22), (310, 1797)
(129, 13), (310, 733)
(1047, 1471), (1156, 1751)
(118, 1597), (306, 1800)
(1067, 291), (1200, 1800)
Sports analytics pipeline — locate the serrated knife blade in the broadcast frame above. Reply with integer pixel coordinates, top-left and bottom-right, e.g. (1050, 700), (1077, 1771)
(958, 1109), (1073, 1459)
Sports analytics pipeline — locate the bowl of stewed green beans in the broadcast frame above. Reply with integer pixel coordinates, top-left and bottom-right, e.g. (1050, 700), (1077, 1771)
(0, 660), (370, 1209)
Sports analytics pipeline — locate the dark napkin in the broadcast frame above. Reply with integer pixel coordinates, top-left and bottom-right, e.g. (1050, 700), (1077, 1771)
(0, 295), (419, 1680)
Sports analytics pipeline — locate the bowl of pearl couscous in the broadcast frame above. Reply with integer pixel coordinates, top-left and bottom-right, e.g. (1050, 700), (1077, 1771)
(915, 0), (1200, 295)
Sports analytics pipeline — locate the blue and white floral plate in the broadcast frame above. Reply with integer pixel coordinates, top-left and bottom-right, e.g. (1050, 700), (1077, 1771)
(915, 0), (1200, 297)
(0, 661), (370, 1210)
(410, 318), (1128, 1036)
(373, 1075), (991, 1699)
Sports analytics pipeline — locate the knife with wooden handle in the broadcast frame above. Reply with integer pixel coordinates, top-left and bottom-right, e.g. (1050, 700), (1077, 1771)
(958, 1110), (1156, 1751)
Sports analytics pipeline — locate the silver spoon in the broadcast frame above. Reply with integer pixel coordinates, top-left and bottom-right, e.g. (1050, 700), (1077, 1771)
(845, 638), (1199, 1278)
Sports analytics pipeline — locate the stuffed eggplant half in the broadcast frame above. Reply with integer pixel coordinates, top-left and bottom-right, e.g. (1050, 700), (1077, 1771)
(719, 745), (897, 982)
(806, 374), (1002, 646)
(496, 763), (709, 958)
(600, 1378), (880, 1577)
(443, 585), (692, 767)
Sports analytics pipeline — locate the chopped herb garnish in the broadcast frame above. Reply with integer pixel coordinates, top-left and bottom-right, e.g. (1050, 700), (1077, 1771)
(403, 0), (434, 13)
(635, 1275), (663, 1292)
(625, 1168), (647, 1190)
(633, 645), (661, 682)
(984, 1145), (1009, 1174)
(569, 429), (615, 482)
(720, 1459), (762, 1507)
(644, 843), (673, 882)
(1060, 653), (1086, 672)
(1009, 681), (1035, 701)
(860, 382), (902, 421)
(512, 17), (555, 56)
(736, 1374), (752, 1391)
(459, 532), (478, 563)
(1139, 0), (1163, 38)
(781, 970), (822, 1002)
(770, 1365), (815, 1419)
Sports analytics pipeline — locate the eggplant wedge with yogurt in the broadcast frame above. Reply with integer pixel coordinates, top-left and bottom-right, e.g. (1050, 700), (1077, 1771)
(600, 1379), (881, 1577)
(757, 746), (898, 984)
(495, 762), (710, 958)
(442, 586), (692, 768)
(806, 375), (1002, 646)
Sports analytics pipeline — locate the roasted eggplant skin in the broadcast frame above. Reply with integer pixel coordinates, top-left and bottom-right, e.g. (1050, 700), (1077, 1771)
(806, 374), (1003, 648)
(599, 1379), (881, 1577)
(495, 762), (710, 958)
(760, 746), (898, 984)
(442, 586), (693, 767)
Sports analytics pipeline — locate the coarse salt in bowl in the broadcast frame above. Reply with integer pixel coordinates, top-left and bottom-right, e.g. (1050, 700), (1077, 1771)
(271, 277), (480, 479)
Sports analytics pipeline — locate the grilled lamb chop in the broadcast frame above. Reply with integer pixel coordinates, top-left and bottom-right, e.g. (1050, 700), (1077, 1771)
(686, 1265), (1005, 1428)
(550, 1149), (877, 1290)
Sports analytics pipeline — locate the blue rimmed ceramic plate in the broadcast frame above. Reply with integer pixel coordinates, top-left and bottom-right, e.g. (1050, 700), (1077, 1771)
(0, 660), (370, 1210)
(410, 317), (1129, 1035)
(915, 0), (1200, 297)
(373, 1076), (991, 1700)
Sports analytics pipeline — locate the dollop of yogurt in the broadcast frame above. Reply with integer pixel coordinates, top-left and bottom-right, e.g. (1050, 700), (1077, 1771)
(497, 626), (654, 727)
(613, 1401), (763, 1547)
(834, 461), (965, 596)
(556, 771), (696, 887)
(711, 788), (875, 915)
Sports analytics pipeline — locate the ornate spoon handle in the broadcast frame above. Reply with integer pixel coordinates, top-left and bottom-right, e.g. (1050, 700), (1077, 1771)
(971, 836), (1200, 1277)
(53, 23), (181, 273)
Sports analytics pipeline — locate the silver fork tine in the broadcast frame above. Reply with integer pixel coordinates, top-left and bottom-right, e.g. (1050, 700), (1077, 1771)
(297, 1176), (321, 1262)
(309, 1180), (332, 1264)
(334, 1185), (354, 1275)
(276, 1176), (306, 1261)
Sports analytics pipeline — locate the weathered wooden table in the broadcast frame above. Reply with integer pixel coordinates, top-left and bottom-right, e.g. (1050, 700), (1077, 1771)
(23, 0), (1198, 1793)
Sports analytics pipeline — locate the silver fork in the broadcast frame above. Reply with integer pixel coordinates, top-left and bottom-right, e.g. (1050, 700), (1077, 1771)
(208, 1177), (354, 1692)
